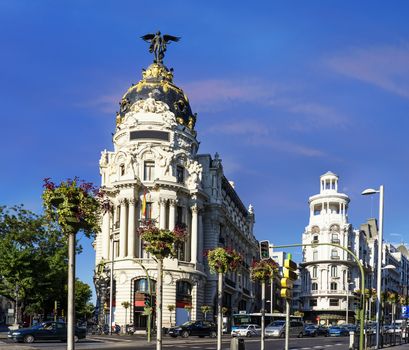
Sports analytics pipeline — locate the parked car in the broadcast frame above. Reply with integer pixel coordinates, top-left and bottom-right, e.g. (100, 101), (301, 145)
(265, 320), (305, 338)
(168, 321), (217, 338)
(328, 325), (349, 337)
(343, 324), (357, 333)
(8, 321), (86, 343)
(304, 325), (328, 337)
(231, 324), (261, 337)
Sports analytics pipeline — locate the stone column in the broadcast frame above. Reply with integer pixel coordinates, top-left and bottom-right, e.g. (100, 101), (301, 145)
(101, 206), (111, 260)
(190, 205), (198, 264)
(198, 211), (203, 263)
(119, 199), (127, 258)
(127, 199), (136, 258)
(169, 199), (176, 231)
(159, 198), (167, 229)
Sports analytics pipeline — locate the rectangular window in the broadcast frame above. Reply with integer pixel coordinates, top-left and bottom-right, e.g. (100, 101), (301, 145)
(309, 299), (317, 307)
(176, 206), (183, 225)
(313, 251), (318, 261)
(176, 166), (184, 184)
(144, 161), (155, 181)
(331, 266), (337, 277)
(329, 299), (339, 306)
(144, 202), (152, 220)
(115, 205), (121, 228)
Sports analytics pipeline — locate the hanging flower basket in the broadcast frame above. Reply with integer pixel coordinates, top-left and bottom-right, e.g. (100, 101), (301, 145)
(42, 177), (102, 236)
(250, 259), (279, 281)
(206, 247), (242, 274)
(137, 220), (187, 259)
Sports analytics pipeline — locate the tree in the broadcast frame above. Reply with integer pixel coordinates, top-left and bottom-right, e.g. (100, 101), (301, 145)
(121, 301), (131, 327)
(200, 305), (211, 321)
(184, 305), (192, 321)
(75, 280), (93, 321)
(0, 205), (67, 323)
(167, 305), (175, 326)
(43, 178), (101, 350)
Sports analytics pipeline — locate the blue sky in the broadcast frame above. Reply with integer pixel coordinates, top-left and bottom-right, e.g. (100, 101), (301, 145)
(1, 1), (409, 300)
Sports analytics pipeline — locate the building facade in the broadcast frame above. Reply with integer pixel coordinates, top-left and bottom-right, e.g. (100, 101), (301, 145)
(300, 172), (367, 324)
(93, 52), (259, 330)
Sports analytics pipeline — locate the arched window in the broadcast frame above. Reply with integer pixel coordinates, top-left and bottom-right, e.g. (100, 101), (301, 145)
(312, 266), (317, 278)
(134, 278), (156, 293)
(330, 266), (337, 277)
(312, 282), (318, 291)
(330, 282), (337, 291)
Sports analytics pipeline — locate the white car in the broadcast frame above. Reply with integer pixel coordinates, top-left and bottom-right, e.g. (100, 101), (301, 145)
(231, 324), (261, 337)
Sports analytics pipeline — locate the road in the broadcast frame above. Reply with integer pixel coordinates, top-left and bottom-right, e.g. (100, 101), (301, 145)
(0, 334), (350, 350)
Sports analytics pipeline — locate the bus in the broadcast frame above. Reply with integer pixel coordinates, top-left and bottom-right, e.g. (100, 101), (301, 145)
(232, 312), (302, 332)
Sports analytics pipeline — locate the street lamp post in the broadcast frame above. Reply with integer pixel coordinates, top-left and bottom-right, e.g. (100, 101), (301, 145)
(362, 185), (384, 350)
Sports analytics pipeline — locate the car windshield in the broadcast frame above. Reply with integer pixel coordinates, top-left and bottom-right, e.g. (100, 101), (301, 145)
(237, 325), (250, 329)
(181, 321), (194, 327)
(268, 321), (285, 327)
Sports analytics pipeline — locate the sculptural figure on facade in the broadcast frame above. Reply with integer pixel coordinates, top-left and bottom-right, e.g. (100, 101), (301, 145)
(141, 31), (181, 64)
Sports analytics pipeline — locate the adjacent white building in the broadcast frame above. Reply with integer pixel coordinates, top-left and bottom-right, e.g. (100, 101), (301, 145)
(300, 172), (366, 324)
(93, 55), (259, 330)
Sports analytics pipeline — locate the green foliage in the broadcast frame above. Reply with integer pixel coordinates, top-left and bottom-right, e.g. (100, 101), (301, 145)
(0, 205), (67, 317)
(206, 247), (242, 274)
(200, 305), (211, 320)
(74, 279), (93, 320)
(222, 307), (228, 315)
(122, 301), (131, 309)
(250, 259), (279, 281)
(42, 178), (102, 236)
(137, 220), (187, 259)
(167, 305), (175, 312)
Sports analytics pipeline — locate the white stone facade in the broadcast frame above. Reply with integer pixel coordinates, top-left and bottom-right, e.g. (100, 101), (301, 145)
(300, 172), (366, 324)
(93, 62), (259, 330)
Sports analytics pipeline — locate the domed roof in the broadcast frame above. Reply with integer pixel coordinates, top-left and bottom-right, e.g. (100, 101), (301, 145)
(117, 63), (196, 131)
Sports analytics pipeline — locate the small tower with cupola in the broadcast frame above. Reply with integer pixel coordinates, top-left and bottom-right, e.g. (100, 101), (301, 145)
(300, 172), (360, 324)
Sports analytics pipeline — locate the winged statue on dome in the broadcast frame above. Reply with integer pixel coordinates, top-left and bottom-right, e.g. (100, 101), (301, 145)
(141, 31), (181, 64)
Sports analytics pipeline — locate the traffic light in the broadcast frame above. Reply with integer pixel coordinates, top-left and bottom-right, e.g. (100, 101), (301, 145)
(259, 240), (270, 260)
(144, 293), (151, 307)
(280, 253), (298, 300)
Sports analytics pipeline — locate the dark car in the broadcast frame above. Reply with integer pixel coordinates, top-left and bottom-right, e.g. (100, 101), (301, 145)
(304, 325), (328, 337)
(168, 321), (217, 338)
(8, 321), (86, 343)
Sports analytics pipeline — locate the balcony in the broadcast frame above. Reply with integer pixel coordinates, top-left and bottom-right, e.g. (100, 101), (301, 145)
(331, 255), (340, 260)
(331, 239), (340, 244)
(243, 288), (251, 295)
(225, 277), (236, 288)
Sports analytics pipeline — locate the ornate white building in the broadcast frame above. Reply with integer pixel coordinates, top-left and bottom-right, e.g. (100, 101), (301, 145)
(300, 172), (369, 324)
(93, 51), (259, 330)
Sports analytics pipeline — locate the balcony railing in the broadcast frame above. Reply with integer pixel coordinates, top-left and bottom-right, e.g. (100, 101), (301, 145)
(331, 239), (340, 244)
(331, 255), (340, 260)
(225, 278), (236, 288)
(243, 288), (250, 295)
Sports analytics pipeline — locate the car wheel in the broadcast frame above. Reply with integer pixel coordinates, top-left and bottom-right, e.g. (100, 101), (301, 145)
(23, 335), (35, 343)
(298, 332), (303, 338)
(210, 331), (217, 338)
(246, 331), (252, 338)
(280, 332), (285, 338)
(74, 335), (79, 343)
(181, 330), (189, 338)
